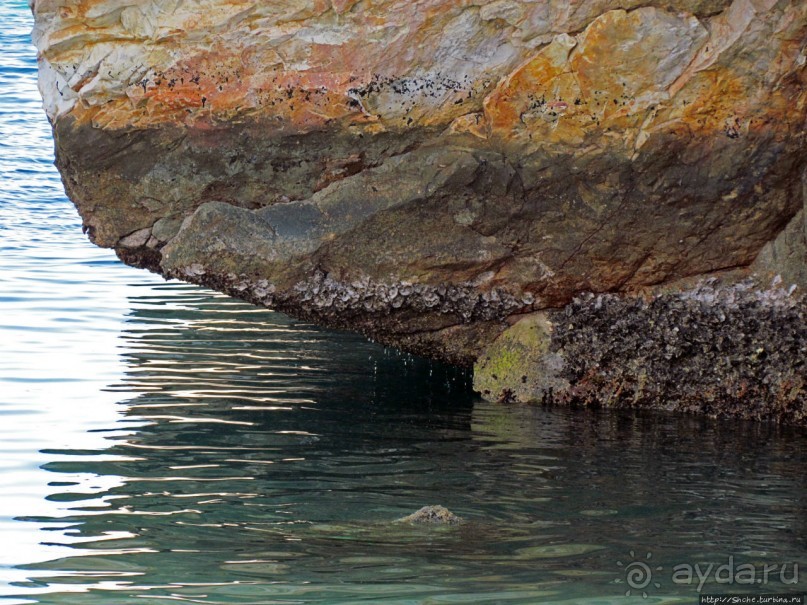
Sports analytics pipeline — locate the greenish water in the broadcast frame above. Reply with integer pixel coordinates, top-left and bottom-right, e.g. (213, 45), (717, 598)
(1, 1), (806, 603)
(3, 286), (807, 605)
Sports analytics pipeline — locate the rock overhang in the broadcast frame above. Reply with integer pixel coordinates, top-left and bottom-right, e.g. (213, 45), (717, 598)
(33, 0), (807, 421)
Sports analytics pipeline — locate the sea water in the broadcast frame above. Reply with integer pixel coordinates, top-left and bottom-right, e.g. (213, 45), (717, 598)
(1, 1), (806, 603)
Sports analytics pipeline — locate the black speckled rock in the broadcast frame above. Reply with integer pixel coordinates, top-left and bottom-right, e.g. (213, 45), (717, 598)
(475, 279), (807, 424)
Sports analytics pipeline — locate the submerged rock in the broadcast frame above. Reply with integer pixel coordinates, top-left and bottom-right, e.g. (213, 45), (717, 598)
(32, 0), (807, 421)
(397, 506), (463, 526)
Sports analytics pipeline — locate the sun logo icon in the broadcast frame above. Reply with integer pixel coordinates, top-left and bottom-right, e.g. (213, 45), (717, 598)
(616, 551), (663, 598)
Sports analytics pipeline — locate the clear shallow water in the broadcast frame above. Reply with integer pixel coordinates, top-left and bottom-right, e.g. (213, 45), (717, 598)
(1, 1), (806, 603)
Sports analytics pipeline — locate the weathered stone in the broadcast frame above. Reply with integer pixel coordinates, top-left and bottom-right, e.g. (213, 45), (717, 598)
(753, 169), (807, 289)
(33, 0), (807, 419)
(150, 216), (184, 244)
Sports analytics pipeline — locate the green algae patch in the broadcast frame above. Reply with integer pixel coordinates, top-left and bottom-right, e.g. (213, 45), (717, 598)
(473, 312), (568, 403)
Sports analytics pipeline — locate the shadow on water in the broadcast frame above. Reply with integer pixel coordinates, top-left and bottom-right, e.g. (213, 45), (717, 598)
(8, 284), (807, 604)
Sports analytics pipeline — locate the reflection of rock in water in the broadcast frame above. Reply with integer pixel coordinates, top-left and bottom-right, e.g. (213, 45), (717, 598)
(122, 286), (473, 397)
(397, 505), (463, 525)
(117, 285), (475, 433)
(108, 285), (477, 488)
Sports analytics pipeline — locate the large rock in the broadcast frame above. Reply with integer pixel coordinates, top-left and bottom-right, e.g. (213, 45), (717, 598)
(33, 0), (807, 418)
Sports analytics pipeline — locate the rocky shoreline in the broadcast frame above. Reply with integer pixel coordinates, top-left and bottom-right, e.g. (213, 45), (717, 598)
(32, 0), (807, 423)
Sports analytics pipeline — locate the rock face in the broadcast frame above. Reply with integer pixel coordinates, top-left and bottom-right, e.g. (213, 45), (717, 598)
(33, 0), (806, 420)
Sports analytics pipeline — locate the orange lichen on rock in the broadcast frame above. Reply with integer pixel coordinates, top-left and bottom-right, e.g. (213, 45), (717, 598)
(483, 33), (577, 138)
(483, 8), (711, 152)
(37, 0), (804, 146)
(480, 3), (806, 155)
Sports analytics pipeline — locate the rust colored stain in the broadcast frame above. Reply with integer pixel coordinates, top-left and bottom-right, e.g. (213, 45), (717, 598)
(36, 0), (807, 150)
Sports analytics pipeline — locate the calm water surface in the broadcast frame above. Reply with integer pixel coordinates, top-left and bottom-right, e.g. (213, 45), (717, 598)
(1, 1), (806, 603)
